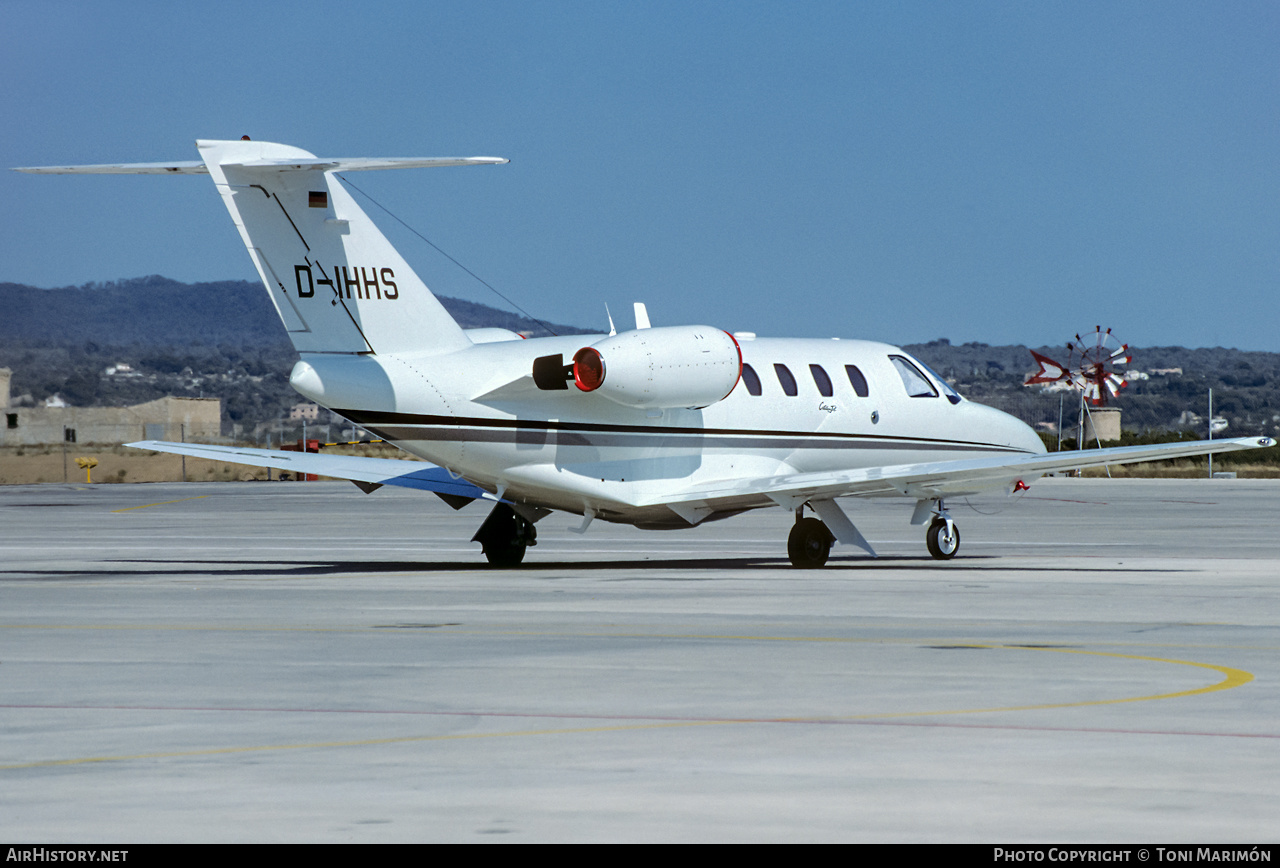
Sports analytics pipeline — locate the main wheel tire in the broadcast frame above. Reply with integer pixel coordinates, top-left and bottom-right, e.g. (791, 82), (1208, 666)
(483, 541), (528, 567)
(788, 517), (833, 568)
(926, 518), (960, 560)
(473, 503), (536, 568)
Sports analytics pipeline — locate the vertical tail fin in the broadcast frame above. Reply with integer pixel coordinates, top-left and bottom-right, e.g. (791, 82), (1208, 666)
(15, 140), (508, 356)
(197, 140), (508, 355)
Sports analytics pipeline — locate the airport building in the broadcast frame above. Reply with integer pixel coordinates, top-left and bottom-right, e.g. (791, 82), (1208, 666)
(0, 367), (220, 446)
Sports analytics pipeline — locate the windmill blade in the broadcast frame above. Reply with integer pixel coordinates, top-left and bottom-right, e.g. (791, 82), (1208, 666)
(1024, 349), (1069, 384)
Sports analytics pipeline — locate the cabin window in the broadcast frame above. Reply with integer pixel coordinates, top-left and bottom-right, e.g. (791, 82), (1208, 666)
(809, 364), (833, 397)
(5, 413), (17, 430)
(774, 364), (798, 397)
(845, 365), (869, 398)
(740, 363), (762, 396)
(889, 355), (937, 398)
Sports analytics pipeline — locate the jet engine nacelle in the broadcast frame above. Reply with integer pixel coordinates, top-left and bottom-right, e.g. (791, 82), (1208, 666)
(571, 325), (742, 409)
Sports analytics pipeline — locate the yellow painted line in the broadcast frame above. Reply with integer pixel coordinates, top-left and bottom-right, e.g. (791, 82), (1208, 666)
(0, 645), (1255, 770)
(0, 720), (715, 771)
(823, 646), (1253, 721)
(110, 495), (210, 513)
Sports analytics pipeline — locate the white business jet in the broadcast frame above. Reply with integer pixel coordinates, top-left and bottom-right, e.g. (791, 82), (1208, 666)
(18, 140), (1274, 567)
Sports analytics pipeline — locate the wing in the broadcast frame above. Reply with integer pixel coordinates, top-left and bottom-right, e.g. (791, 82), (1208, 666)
(650, 436), (1276, 506)
(127, 440), (492, 503)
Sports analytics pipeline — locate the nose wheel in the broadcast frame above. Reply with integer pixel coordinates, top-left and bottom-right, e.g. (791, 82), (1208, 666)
(925, 517), (959, 559)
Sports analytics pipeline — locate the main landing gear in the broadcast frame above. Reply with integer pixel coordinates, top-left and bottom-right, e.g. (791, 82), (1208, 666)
(471, 503), (538, 567)
(787, 516), (835, 569)
(785, 500), (874, 568)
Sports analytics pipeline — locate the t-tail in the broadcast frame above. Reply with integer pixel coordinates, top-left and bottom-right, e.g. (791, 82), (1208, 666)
(17, 139), (509, 356)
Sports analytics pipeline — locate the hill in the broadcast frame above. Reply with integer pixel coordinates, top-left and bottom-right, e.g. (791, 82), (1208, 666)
(2, 278), (1278, 443)
(0, 277), (591, 438)
(0, 275), (589, 347)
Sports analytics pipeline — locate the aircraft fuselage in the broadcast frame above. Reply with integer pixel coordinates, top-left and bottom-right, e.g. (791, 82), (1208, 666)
(290, 333), (1046, 526)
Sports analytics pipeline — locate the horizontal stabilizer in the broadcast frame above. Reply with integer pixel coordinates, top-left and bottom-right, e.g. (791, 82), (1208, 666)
(15, 157), (506, 175)
(127, 441), (494, 501)
(15, 161), (209, 175)
(228, 156), (509, 172)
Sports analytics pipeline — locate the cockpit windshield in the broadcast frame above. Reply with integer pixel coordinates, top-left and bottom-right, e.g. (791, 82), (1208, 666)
(891, 354), (962, 404)
(912, 356), (962, 405)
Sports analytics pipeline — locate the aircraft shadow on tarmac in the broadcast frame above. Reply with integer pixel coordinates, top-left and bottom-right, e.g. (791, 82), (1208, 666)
(0, 556), (1189, 579)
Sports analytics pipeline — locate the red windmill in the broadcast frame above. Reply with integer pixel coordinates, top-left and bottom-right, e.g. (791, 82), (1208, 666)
(1025, 327), (1132, 406)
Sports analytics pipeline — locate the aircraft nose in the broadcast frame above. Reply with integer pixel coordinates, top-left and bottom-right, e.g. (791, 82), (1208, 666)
(970, 403), (1047, 454)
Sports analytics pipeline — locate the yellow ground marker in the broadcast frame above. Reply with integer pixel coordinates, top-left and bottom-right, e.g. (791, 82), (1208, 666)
(827, 645), (1253, 721)
(0, 644), (1253, 771)
(110, 495), (210, 513)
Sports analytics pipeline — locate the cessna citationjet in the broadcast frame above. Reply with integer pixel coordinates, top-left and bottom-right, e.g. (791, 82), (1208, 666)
(18, 140), (1274, 567)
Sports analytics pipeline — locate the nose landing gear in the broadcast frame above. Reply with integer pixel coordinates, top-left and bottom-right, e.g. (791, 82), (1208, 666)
(925, 516), (959, 559)
(916, 497), (959, 559)
(912, 498), (961, 560)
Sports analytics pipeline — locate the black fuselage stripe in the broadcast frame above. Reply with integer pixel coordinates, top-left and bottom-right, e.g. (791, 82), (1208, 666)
(335, 409), (1028, 453)
(358, 425), (1026, 455)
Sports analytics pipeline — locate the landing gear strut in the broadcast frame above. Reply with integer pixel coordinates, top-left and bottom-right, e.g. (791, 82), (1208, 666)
(472, 503), (537, 567)
(787, 515), (834, 569)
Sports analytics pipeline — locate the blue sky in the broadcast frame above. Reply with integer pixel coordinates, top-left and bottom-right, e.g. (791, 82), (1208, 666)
(4, 1), (1278, 350)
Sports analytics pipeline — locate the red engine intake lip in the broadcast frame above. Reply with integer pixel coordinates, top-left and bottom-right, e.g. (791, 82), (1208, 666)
(572, 346), (605, 392)
(722, 330), (743, 400)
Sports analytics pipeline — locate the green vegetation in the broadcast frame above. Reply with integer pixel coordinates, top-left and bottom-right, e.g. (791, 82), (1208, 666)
(3, 279), (1278, 447)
